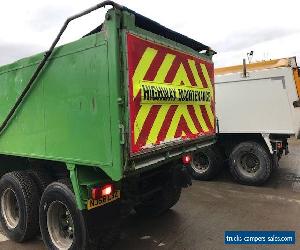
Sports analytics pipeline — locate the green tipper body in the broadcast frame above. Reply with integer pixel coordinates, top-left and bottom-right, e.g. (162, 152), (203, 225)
(0, 8), (215, 209)
(0, 10), (123, 180)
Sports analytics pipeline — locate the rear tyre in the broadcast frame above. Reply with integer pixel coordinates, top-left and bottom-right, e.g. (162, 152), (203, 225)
(134, 185), (181, 217)
(40, 179), (119, 250)
(0, 171), (39, 242)
(39, 180), (90, 250)
(188, 145), (223, 180)
(229, 141), (272, 186)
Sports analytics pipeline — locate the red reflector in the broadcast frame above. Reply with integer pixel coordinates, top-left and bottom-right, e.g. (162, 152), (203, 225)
(91, 184), (113, 200)
(182, 154), (192, 165)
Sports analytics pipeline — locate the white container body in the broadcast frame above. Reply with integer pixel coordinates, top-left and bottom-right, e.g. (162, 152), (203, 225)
(215, 67), (300, 138)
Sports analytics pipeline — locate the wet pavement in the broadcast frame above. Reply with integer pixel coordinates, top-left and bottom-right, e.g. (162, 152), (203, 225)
(1, 138), (300, 250)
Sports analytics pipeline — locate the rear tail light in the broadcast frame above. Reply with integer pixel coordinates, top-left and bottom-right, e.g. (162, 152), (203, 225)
(101, 184), (113, 196)
(91, 184), (114, 200)
(182, 154), (192, 165)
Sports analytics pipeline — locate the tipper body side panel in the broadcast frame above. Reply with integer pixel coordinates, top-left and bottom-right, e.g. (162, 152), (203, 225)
(0, 33), (115, 170)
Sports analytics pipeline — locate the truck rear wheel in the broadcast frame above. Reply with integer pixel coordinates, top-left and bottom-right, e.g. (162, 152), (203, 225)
(134, 185), (181, 217)
(40, 179), (119, 250)
(229, 141), (272, 185)
(39, 180), (90, 250)
(188, 145), (223, 180)
(0, 171), (39, 242)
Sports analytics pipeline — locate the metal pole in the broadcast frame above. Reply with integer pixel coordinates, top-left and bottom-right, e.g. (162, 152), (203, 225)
(242, 58), (247, 78)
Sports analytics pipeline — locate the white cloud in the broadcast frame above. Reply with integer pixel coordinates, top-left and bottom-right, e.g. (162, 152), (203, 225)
(0, 0), (299, 66)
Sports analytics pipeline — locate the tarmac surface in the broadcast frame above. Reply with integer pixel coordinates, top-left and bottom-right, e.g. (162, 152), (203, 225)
(0, 138), (299, 250)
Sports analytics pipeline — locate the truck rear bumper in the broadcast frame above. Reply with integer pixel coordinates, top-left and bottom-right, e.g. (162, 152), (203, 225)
(128, 135), (216, 171)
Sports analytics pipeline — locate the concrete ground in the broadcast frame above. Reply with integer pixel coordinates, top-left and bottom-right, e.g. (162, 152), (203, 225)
(1, 138), (300, 250)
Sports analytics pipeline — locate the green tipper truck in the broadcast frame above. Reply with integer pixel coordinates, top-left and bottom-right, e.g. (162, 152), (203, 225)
(0, 1), (216, 249)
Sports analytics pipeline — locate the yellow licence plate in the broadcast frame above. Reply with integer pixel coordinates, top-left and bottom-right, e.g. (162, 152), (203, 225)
(87, 190), (121, 210)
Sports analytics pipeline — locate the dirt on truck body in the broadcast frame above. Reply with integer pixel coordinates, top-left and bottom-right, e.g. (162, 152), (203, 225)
(0, 1), (216, 249)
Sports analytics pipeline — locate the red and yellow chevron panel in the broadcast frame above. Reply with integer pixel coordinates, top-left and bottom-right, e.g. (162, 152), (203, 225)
(127, 33), (215, 154)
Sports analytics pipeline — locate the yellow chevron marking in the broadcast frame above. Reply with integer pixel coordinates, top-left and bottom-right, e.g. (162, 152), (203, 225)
(186, 61), (212, 130)
(188, 59), (204, 88)
(165, 107), (181, 140)
(193, 105), (209, 132)
(182, 106), (198, 134)
(165, 105), (198, 140)
(146, 104), (171, 144)
(172, 63), (192, 86)
(200, 63), (213, 90)
(205, 105), (215, 128)
(140, 54), (176, 145)
(132, 47), (215, 146)
(154, 54), (176, 82)
(133, 48), (157, 98)
(146, 59), (200, 143)
(134, 105), (152, 143)
(200, 63), (215, 128)
(132, 48), (158, 143)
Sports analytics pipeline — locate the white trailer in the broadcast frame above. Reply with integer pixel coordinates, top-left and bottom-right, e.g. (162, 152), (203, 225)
(188, 57), (300, 185)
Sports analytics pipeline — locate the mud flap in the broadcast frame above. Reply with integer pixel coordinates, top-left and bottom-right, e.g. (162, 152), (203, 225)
(82, 199), (121, 237)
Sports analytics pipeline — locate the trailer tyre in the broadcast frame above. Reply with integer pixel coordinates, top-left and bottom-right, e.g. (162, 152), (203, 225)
(188, 145), (223, 181)
(0, 171), (39, 242)
(134, 185), (181, 217)
(229, 141), (272, 185)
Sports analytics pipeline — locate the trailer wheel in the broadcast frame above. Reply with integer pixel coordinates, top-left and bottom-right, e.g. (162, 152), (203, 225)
(229, 141), (272, 185)
(134, 185), (181, 217)
(188, 146), (223, 180)
(39, 180), (91, 250)
(0, 171), (39, 242)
